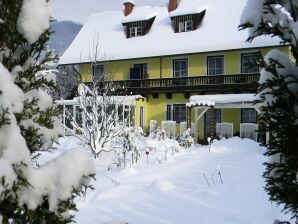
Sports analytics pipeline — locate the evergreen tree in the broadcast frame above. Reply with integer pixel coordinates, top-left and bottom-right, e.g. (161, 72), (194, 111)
(240, 0), (298, 220)
(0, 1), (94, 223)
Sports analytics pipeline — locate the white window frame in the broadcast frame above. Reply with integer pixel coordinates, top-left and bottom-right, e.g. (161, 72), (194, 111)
(241, 52), (259, 74)
(129, 26), (142, 37)
(178, 20), (193, 32)
(207, 56), (224, 75)
(173, 59), (188, 77)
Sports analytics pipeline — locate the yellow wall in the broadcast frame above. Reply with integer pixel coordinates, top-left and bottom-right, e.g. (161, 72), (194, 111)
(80, 46), (288, 81)
(78, 46), (289, 139)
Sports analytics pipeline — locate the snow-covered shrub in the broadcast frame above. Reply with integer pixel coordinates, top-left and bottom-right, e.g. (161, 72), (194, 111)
(67, 83), (126, 158)
(178, 128), (194, 148)
(156, 128), (167, 141)
(161, 120), (176, 139)
(0, 1), (94, 223)
(156, 139), (181, 163)
(149, 120), (157, 138)
(240, 0), (298, 219)
(112, 127), (141, 169)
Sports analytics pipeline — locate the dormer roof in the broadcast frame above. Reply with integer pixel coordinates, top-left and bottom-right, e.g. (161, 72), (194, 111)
(170, 0), (208, 17)
(59, 0), (281, 65)
(122, 6), (157, 24)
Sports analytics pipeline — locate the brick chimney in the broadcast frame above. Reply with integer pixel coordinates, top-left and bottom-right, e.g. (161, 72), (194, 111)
(168, 0), (178, 12)
(123, 1), (135, 16)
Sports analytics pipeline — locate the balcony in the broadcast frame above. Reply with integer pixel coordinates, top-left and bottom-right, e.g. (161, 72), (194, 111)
(97, 73), (260, 95)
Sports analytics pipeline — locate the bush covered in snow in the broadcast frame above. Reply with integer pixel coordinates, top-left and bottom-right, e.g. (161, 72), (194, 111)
(67, 83), (126, 159)
(178, 128), (194, 148)
(111, 127), (143, 169)
(0, 1), (94, 223)
(149, 120), (158, 138)
(240, 0), (298, 220)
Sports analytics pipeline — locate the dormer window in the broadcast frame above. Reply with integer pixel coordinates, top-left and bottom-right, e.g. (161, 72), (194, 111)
(170, 10), (206, 33)
(178, 20), (193, 32)
(129, 26), (142, 37)
(122, 16), (156, 38)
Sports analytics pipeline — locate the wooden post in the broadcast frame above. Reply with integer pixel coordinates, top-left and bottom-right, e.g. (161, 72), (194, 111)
(210, 106), (215, 139)
(187, 106), (191, 129)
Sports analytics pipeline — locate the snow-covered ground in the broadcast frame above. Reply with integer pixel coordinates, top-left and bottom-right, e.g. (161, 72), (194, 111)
(41, 137), (289, 224)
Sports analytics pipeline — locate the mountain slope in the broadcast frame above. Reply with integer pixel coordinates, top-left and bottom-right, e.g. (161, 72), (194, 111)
(49, 20), (82, 55)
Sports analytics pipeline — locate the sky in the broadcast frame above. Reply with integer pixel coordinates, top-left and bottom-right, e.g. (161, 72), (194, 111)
(52, 0), (168, 24)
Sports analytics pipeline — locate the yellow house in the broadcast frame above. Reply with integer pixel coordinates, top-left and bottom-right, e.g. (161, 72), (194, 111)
(59, 0), (287, 141)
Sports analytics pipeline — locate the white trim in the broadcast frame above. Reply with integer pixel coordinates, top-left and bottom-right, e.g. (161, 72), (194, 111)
(171, 57), (189, 78)
(205, 53), (225, 75)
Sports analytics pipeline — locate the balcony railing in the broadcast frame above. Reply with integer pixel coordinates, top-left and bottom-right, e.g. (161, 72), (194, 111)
(96, 73), (260, 94)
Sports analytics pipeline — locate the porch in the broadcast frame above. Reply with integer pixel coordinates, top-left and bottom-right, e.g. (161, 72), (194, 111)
(186, 94), (265, 143)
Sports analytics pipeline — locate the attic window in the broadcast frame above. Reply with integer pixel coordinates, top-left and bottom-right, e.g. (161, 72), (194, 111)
(130, 26), (142, 37)
(122, 16), (156, 38)
(170, 10), (206, 33)
(178, 20), (193, 32)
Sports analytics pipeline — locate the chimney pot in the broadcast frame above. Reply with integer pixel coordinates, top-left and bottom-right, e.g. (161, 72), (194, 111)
(123, 1), (135, 16)
(168, 0), (178, 12)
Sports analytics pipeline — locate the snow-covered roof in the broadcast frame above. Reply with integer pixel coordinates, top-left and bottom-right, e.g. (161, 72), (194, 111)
(187, 94), (257, 107)
(56, 95), (144, 106)
(59, 0), (281, 65)
(170, 1), (208, 17)
(122, 6), (157, 23)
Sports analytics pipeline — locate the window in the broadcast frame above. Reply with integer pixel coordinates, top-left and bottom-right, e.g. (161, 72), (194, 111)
(173, 104), (186, 123)
(173, 59), (188, 77)
(178, 20), (193, 32)
(166, 105), (172, 120)
(207, 56), (224, 75)
(92, 64), (104, 82)
(241, 53), (259, 73)
(129, 26), (142, 37)
(241, 108), (257, 123)
(134, 63), (148, 79)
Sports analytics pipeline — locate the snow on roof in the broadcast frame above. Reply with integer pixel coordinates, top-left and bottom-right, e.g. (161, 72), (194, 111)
(122, 6), (157, 23)
(187, 94), (256, 107)
(56, 95), (144, 106)
(59, 0), (281, 65)
(170, 1), (208, 17)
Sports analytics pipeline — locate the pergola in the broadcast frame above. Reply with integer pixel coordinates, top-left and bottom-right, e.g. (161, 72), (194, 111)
(186, 94), (262, 143)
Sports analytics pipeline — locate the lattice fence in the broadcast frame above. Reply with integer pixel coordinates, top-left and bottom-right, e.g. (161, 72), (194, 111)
(161, 120), (176, 139)
(240, 123), (258, 141)
(180, 122), (187, 136)
(180, 122), (195, 136)
(216, 123), (233, 139)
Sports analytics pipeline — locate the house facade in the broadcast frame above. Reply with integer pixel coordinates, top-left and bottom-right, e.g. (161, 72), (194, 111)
(59, 0), (288, 141)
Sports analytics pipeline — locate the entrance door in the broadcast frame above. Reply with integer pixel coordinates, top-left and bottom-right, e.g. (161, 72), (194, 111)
(204, 109), (221, 138)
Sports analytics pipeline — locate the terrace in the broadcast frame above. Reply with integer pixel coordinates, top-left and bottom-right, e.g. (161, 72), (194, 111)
(96, 73), (260, 95)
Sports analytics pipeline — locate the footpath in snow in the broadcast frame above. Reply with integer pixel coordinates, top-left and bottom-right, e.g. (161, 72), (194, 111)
(42, 137), (289, 224)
